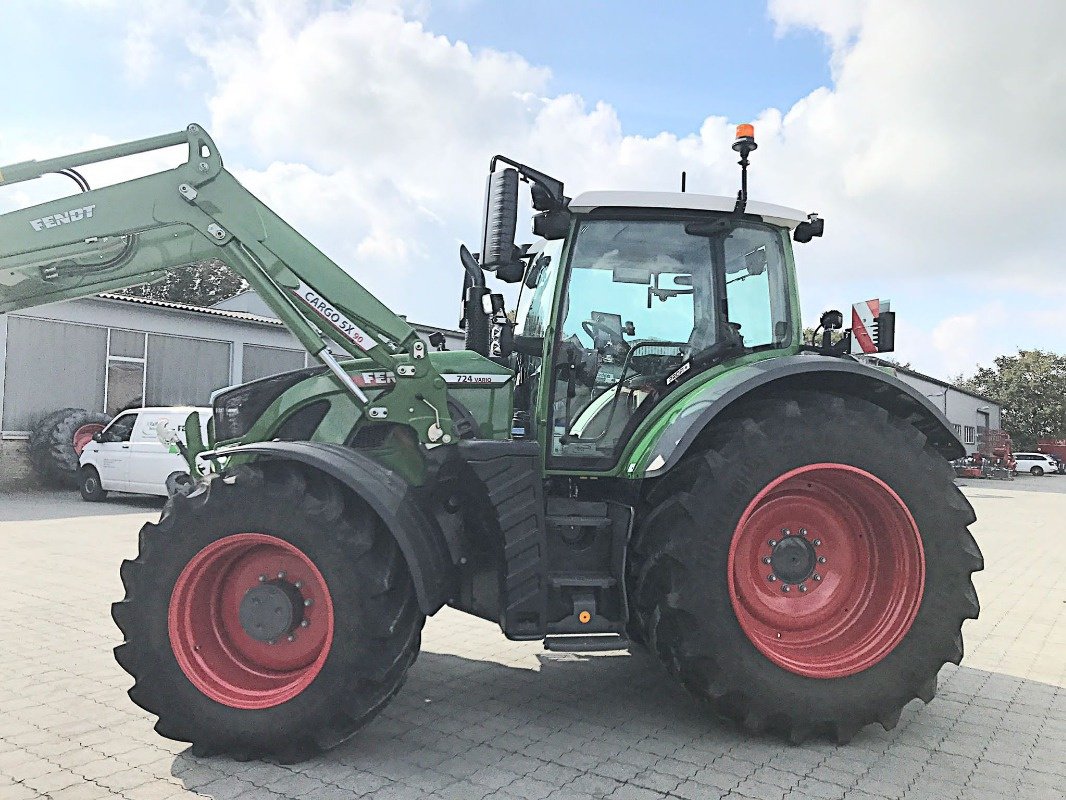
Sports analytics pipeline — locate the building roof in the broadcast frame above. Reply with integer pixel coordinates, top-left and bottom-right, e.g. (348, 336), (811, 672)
(568, 191), (809, 228)
(97, 293), (285, 326)
(861, 356), (1000, 406)
(95, 292), (464, 339)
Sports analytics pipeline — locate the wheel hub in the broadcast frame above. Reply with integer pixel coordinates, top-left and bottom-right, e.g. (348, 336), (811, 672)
(239, 581), (304, 643)
(728, 463), (925, 678)
(168, 533), (334, 709)
(769, 535), (817, 585)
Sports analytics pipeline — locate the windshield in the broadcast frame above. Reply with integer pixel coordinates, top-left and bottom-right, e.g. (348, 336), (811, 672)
(550, 215), (791, 465)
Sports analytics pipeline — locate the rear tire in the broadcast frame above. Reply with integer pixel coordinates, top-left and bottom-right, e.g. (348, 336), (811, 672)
(79, 467), (108, 502)
(1031, 466), (1044, 476)
(112, 461), (424, 762)
(31, 408), (112, 486)
(28, 408), (80, 485)
(629, 392), (982, 743)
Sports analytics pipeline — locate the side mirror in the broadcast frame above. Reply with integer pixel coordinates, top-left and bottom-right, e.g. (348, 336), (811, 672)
(793, 214), (825, 243)
(480, 168), (520, 271)
(92, 431), (104, 443)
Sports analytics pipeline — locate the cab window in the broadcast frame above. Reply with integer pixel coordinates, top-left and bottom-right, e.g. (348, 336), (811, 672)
(103, 412), (138, 443)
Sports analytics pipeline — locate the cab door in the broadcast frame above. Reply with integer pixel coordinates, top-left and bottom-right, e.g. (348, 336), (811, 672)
(91, 412), (138, 490)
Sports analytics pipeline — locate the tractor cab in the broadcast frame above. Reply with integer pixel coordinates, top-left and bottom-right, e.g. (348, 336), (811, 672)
(465, 130), (815, 470)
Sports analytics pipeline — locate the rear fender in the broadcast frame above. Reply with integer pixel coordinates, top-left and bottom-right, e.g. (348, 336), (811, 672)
(638, 355), (965, 478)
(218, 440), (454, 614)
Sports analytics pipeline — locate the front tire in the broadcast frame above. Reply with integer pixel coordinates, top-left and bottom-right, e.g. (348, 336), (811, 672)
(1031, 466), (1044, 476)
(112, 462), (424, 761)
(629, 392), (983, 743)
(80, 466), (108, 502)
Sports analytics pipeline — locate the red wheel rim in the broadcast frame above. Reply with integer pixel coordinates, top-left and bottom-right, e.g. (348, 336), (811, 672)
(728, 463), (924, 679)
(168, 533), (335, 709)
(72, 424), (105, 455)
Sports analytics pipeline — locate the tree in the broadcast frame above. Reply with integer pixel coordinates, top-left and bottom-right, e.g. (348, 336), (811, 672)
(801, 326), (845, 348)
(116, 259), (247, 307)
(955, 350), (1066, 450)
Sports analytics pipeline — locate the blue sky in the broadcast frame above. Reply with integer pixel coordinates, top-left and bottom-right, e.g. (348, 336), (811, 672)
(0, 1), (1063, 378)
(422, 2), (833, 137)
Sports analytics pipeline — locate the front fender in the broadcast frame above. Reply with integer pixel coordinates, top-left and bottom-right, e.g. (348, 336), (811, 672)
(636, 354), (965, 478)
(218, 440), (455, 615)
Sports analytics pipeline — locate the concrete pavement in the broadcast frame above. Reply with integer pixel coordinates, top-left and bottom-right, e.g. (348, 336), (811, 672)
(0, 485), (1063, 800)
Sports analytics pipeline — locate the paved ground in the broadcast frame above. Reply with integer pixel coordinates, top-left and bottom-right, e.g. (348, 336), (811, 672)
(0, 483), (1063, 800)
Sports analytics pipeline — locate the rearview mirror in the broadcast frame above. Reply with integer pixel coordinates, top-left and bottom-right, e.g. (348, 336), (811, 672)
(480, 168), (520, 271)
(793, 214), (825, 243)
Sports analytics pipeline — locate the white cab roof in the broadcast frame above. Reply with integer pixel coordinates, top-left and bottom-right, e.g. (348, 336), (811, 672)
(568, 191), (808, 229)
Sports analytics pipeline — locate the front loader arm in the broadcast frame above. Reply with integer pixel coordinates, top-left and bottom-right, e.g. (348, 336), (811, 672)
(0, 124), (453, 446)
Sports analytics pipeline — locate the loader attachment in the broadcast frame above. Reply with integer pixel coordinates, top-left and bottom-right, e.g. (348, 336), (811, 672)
(0, 124), (453, 446)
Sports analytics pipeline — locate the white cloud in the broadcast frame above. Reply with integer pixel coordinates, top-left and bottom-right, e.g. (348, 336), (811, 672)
(7, 0), (1066, 379)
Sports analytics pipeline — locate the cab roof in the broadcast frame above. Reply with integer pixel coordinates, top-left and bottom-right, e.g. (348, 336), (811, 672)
(568, 191), (808, 229)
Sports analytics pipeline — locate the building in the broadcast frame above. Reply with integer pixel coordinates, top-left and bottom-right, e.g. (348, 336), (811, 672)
(0, 293), (1001, 486)
(0, 291), (462, 487)
(861, 357), (1003, 452)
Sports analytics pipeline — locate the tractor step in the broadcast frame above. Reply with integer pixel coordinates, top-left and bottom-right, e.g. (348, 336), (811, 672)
(543, 634), (630, 653)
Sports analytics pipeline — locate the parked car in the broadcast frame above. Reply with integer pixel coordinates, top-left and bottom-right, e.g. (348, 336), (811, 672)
(1012, 452), (1060, 477)
(1046, 454), (1066, 474)
(78, 407), (210, 501)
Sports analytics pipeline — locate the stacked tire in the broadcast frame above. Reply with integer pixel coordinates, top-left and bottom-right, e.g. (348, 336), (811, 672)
(28, 408), (112, 487)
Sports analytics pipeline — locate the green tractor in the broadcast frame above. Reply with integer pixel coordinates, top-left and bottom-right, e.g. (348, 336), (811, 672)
(0, 124), (981, 761)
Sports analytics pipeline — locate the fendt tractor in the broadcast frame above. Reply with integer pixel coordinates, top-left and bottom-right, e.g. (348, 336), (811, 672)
(0, 124), (982, 761)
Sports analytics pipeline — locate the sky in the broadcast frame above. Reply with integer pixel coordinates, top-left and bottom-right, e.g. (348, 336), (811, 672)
(0, 0), (1063, 379)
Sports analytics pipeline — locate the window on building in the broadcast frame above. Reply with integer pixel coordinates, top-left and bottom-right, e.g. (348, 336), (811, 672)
(242, 344), (306, 383)
(953, 423), (962, 436)
(964, 426), (976, 445)
(105, 329), (146, 416)
(146, 334), (231, 406)
(2, 317), (107, 431)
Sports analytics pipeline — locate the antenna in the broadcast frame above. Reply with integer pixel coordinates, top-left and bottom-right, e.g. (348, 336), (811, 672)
(732, 124), (757, 214)
(680, 171), (687, 193)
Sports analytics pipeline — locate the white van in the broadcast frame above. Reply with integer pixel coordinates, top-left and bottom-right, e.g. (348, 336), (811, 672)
(78, 407), (210, 501)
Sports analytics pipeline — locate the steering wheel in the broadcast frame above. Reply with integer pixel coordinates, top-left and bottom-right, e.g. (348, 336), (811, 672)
(581, 319), (630, 354)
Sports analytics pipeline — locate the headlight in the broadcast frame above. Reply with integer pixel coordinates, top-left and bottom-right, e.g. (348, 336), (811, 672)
(212, 368), (317, 442)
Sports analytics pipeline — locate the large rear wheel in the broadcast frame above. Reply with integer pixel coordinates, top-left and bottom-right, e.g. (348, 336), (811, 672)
(112, 462), (424, 761)
(630, 392), (982, 743)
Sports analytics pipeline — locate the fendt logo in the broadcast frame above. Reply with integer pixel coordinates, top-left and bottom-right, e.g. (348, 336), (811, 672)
(30, 204), (96, 232)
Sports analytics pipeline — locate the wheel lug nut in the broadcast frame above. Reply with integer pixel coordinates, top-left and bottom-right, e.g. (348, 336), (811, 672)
(277, 571), (286, 580)
(294, 581), (302, 589)
(300, 620), (309, 628)
(781, 528), (790, 536)
(813, 573), (822, 581)
(800, 528), (808, 536)
(769, 539), (777, 548)
(782, 585), (791, 593)
(287, 634), (296, 642)
(267, 639), (276, 646)
(258, 575), (266, 582)
(304, 598), (313, 607)
(762, 557), (772, 564)
(799, 584), (808, 593)
(768, 574), (777, 582)
(818, 556), (827, 564)
(813, 539), (822, 547)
